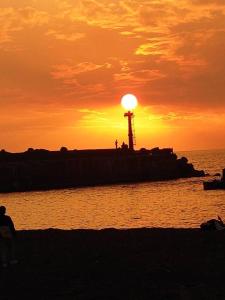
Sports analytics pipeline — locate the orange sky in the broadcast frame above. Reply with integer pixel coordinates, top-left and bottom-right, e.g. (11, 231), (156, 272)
(1, 0), (225, 152)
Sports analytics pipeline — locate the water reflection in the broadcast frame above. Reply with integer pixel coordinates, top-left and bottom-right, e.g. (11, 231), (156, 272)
(0, 149), (225, 229)
(0, 177), (224, 230)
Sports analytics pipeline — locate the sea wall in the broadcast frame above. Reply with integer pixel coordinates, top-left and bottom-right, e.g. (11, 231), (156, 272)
(0, 148), (205, 192)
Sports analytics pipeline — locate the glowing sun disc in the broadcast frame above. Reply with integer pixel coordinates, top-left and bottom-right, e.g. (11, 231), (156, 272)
(121, 94), (138, 110)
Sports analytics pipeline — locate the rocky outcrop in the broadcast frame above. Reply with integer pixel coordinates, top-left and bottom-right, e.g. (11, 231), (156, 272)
(0, 147), (205, 193)
(203, 168), (225, 190)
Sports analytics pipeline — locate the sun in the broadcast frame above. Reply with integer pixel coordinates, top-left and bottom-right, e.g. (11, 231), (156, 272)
(121, 94), (138, 111)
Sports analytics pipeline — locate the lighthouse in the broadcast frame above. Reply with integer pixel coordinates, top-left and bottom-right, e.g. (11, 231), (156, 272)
(121, 94), (138, 150)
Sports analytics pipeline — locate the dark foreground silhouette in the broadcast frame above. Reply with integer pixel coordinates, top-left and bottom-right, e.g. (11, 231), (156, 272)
(0, 147), (204, 193)
(204, 168), (225, 190)
(1, 228), (225, 299)
(0, 206), (17, 267)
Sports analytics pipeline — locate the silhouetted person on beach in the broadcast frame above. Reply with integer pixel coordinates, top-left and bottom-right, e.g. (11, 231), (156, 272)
(0, 206), (17, 267)
(115, 139), (118, 149)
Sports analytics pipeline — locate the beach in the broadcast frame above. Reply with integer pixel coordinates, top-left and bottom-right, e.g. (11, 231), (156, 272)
(1, 228), (225, 299)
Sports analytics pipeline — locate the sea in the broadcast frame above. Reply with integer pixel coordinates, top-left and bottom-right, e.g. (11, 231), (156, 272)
(1, 149), (225, 230)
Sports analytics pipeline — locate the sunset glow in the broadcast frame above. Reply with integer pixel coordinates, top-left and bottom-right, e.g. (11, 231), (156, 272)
(121, 94), (138, 111)
(1, 0), (225, 151)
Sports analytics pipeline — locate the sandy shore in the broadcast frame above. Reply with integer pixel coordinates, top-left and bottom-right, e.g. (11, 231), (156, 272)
(1, 228), (225, 299)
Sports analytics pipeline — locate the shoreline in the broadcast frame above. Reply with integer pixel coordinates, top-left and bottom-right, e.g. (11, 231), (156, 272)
(0, 174), (205, 195)
(1, 228), (225, 299)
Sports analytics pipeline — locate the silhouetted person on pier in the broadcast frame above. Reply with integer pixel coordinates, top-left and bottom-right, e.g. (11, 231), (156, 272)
(121, 142), (128, 150)
(115, 139), (118, 149)
(0, 206), (17, 267)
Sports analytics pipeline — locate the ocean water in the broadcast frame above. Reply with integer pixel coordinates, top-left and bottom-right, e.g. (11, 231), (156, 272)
(0, 149), (225, 230)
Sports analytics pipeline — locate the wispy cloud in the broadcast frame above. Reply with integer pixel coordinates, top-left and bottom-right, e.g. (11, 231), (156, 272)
(1, 0), (225, 150)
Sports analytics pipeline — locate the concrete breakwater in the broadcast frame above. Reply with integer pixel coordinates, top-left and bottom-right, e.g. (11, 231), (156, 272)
(0, 147), (205, 193)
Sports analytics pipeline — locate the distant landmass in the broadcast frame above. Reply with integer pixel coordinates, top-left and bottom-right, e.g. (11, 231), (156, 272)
(0, 147), (205, 193)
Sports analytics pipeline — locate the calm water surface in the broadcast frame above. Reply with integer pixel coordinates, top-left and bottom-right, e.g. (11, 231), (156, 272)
(1, 149), (225, 229)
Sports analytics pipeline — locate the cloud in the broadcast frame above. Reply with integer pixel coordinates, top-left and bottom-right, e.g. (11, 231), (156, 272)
(0, 6), (49, 47)
(1, 0), (225, 150)
(135, 41), (169, 56)
(78, 108), (105, 115)
(191, 0), (225, 6)
(1, 0), (225, 110)
(46, 30), (85, 41)
(51, 62), (111, 79)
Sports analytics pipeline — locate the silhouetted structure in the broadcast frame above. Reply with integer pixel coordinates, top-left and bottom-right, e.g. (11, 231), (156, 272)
(124, 111), (135, 150)
(0, 147), (205, 193)
(203, 168), (225, 190)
